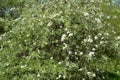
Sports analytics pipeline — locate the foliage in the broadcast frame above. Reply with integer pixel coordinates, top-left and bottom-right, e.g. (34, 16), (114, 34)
(0, 0), (24, 19)
(0, 0), (120, 80)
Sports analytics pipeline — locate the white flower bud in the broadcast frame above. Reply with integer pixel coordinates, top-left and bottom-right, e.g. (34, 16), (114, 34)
(61, 34), (66, 41)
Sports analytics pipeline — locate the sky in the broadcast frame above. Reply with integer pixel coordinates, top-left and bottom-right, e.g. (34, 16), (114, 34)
(114, 0), (120, 4)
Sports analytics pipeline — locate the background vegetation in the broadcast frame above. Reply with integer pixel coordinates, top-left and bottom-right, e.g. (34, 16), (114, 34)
(0, 0), (120, 80)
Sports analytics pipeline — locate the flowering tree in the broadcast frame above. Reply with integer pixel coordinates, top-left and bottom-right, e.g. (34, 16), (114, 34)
(0, 0), (120, 79)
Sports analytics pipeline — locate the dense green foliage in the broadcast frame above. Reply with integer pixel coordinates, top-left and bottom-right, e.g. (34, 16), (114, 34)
(0, 0), (120, 80)
(0, 0), (24, 19)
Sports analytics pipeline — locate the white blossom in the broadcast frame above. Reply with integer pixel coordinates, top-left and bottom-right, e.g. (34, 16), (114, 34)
(88, 38), (93, 43)
(90, 0), (94, 2)
(47, 21), (53, 27)
(92, 48), (96, 51)
(83, 12), (89, 16)
(67, 31), (70, 34)
(75, 57), (78, 60)
(94, 36), (98, 40)
(5, 63), (9, 66)
(60, 26), (63, 28)
(50, 11), (62, 19)
(58, 62), (62, 65)
(98, 33), (102, 36)
(29, 68), (32, 70)
(0, 18), (5, 21)
(64, 28), (68, 31)
(1, 33), (6, 37)
(68, 51), (72, 54)
(107, 16), (110, 19)
(75, 52), (77, 55)
(117, 71), (120, 74)
(87, 72), (91, 75)
(100, 41), (104, 44)
(80, 52), (83, 55)
(63, 43), (68, 49)
(10, 7), (15, 11)
(54, 65), (56, 67)
(78, 68), (83, 71)
(105, 33), (109, 36)
(21, 65), (26, 68)
(88, 35), (91, 38)
(83, 39), (87, 42)
(68, 33), (73, 37)
(95, 18), (101, 23)
(7, 40), (10, 43)
(82, 78), (85, 80)
(50, 57), (53, 59)
(116, 36), (120, 40)
(66, 62), (70, 66)
(37, 74), (40, 77)
(63, 75), (66, 79)
(93, 73), (96, 77)
(88, 52), (94, 57)
(58, 75), (62, 78)
(87, 72), (96, 77)
(61, 34), (66, 41)
(95, 45), (98, 48)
